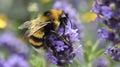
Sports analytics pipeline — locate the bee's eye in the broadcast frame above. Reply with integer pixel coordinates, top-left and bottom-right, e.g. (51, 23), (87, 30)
(43, 11), (51, 16)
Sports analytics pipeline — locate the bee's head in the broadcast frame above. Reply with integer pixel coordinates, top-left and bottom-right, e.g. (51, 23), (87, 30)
(41, 9), (63, 22)
(59, 11), (68, 24)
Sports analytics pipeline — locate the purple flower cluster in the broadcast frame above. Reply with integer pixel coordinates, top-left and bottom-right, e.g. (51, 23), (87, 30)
(104, 40), (120, 61)
(44, 1), (82, 66)
(0, 32), (30, 67)
(0, 54), (29, 67)
(0, 32), (30, 58)
(0, 58), (5, 67)
(91, 0), (120, 62)
(4, 54), (29, 67)
(53, 0), (83, 39)
(93, 58), (109, 67)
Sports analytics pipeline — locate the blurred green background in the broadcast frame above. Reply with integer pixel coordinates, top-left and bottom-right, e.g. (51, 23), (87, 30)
(0, 0), (120, 67)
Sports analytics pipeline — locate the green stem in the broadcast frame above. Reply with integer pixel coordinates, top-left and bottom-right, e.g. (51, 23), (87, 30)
(63, 64), (70, 67)
(85, 40), (100, 67)
(46, 60), (50, 67)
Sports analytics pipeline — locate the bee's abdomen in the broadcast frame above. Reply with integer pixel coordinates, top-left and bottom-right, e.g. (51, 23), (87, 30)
(29, 35), (43, 48)
(29, 29), (44, 48)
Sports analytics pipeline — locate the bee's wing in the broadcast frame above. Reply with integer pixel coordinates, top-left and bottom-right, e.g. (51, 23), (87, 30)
(18, 21), (32, 29)
(23, 30), (30, 39)
(26, 21), (51, 38)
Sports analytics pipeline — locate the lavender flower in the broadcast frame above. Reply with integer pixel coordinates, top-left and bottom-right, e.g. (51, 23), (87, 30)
(53, 0), (83, 39)
(100, 6), (113, 19)
(97, 28), (109, 40)
(44, 1), (82, 65)
(54, 41), (68, 52)
(0, 58), (5, 67)
(0, 32), (30, 58)
(45, 51), (58, 65)
(97, 28), (115, 41)
(104, 40), (120, 62)
(93, 58), (109, 67)
(4, 54), (29, 67)
(65, 21), (79, 42)
(91, 0), (114, 19)
(91, 0), (100, 14)
(91, 0), (120, 62)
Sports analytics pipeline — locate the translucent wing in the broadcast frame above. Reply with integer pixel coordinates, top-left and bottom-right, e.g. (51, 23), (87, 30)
(18, 17), (51, 38)
(18, 17), (40, 30)
(27, 21), (50, 37)
(18, 21), (32, 30)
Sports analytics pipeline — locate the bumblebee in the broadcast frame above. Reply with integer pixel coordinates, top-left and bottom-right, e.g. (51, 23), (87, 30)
(18, 9), (70, 48)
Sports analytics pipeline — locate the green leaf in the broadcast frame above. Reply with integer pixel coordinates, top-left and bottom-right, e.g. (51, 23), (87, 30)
(29, 52), (46, 67)
(83, 51), (89, 63)
(95, 49), (105, 57)
(63, 64), (71, 67)
(91, 40), (100, 53)
(72, 59), (81, 67)
(51, 65), (57, 67)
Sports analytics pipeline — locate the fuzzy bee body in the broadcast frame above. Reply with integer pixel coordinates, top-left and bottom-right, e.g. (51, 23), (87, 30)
(18, 9), (68, 48)
(29, 29), (44, 48)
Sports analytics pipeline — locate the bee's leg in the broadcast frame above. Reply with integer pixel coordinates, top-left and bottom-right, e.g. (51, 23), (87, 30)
(60, 17), (67, 36)
(43, 36), (58, 56)
(43, 36), (48, 49)
(43, 36), (55, 49)
(50, 30), (71, 47)
(61, 22), (66, 36)
(62, 15), (73, 34)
